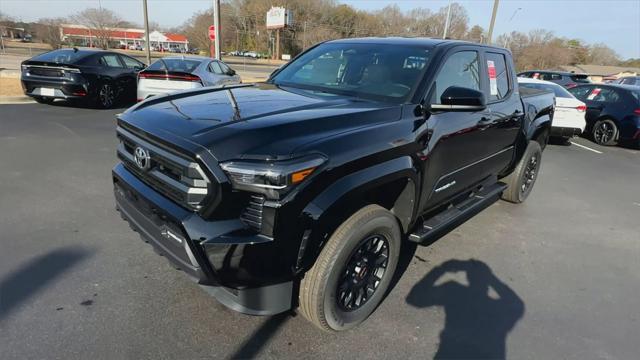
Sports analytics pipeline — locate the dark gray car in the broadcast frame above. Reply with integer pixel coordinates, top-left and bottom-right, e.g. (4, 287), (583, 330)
(518, 70), (591, 88)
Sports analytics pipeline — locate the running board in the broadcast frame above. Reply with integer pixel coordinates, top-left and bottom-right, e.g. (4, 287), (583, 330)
(408, 182), (508, 245)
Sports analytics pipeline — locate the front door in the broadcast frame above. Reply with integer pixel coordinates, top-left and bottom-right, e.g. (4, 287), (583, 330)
(419, 49), (495, 212)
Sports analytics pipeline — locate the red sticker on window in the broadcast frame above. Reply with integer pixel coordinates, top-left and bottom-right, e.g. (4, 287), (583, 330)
(487, 61), (497, 79)
(487, 60), (498, 95)
(587, 88), (601, 100)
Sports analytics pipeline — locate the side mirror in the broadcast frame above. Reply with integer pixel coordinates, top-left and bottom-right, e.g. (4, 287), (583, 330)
(431, 86), (486, 112)
(228, 69), (236, 76)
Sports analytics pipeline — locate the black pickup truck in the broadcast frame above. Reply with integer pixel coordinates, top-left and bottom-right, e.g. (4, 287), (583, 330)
(113, 38), (554, 331)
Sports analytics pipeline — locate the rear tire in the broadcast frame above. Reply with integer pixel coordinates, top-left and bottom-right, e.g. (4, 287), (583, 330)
(34, 96), (54, 104)
(501, 141), (542, 204)
(298, 205), (401, 332)
(592, 119), (618, 146)
(95, 82), (117, 109)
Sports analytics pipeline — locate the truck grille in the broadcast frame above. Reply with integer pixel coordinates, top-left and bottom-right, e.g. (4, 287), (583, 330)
(116, 126), (211, 211)
(240, 195), (265, 231)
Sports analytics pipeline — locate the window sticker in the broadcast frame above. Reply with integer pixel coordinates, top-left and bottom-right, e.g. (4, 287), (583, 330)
(487, 60), (498, 95)
(587, 88), (601, 101)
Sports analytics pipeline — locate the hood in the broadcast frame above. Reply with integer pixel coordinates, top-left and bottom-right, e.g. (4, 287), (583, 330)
(119, 83), (401, 161)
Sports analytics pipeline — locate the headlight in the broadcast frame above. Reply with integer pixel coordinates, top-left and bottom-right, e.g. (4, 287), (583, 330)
(220, 155), (326, 199)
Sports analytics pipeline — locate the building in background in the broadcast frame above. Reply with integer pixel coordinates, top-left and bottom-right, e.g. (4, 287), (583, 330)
(61, 24), (188, 51)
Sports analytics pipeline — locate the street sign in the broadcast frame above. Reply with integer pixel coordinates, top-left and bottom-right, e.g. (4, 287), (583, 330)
(208, 25), (216, 40)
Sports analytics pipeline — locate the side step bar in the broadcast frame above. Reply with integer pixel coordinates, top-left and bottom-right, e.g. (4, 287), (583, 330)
(409, 182), (508, 245)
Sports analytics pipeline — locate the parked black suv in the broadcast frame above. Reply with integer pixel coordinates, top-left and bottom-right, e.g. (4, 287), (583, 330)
(518, 70), (591, 88)
(113, 38), (554, 331)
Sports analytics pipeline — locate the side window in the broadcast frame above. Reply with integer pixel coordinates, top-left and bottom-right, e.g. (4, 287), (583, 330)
(209, 61), (224, 75)
(219, 62), (231, 74)
(433, 51), (480, 104)
(120, 55), (142, 69)
(568, 86), (592, 101)
(591, 88), (621, 103)
(485, 52), (510, 101)
(100, 54), (123, 68)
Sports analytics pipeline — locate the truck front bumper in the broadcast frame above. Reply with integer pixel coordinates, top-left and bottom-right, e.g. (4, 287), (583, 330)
(113, 163), (293, 315)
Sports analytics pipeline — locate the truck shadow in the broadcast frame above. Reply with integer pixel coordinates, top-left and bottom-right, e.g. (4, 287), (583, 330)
(0, 246), (91, 321)
(406, 259), (525, 359)
(228, 311), (293, 359)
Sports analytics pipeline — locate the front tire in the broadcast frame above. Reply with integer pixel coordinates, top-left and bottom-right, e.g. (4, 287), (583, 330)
(501, 141), (542, 204)
(592, 119), (618, 146)
(299, 205), (401, 332)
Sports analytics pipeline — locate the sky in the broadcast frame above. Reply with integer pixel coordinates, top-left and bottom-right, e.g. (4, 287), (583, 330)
(1, 0), (639, 59)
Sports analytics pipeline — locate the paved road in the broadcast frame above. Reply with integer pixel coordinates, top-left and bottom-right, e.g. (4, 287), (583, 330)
(1, 103), (639, 359)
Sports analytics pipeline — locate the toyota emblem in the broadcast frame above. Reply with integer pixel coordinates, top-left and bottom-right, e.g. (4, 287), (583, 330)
(134, 146), (151, 170)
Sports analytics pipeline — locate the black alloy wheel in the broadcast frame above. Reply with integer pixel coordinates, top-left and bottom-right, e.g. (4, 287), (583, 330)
(520, 152), (540, 198)
(592, 119), (618, 146)
(337, 234), (389, 311)
(98, 83), (116, 108)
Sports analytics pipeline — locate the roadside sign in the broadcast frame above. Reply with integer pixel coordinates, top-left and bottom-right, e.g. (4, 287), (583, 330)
(208, 25), (216, 40)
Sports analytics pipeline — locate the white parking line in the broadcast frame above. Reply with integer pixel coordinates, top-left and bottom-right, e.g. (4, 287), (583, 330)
(570, 141), (603, 154)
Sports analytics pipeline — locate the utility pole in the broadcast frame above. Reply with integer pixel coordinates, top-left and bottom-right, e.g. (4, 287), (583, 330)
(213, 0), (221, 59)
(442, 0), (452, 39)
(142, 0), (151, 64)
(303, 21), (307, 50)
(487, 0), (500, 45)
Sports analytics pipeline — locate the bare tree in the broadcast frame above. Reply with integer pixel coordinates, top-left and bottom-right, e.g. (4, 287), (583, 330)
(588, 43), (620, 66)
(35, 18), (67, 49)
(70, 8), (126, 49)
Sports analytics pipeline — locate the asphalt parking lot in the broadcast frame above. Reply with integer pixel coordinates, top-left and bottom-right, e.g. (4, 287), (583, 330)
(1, 102), (638, 359)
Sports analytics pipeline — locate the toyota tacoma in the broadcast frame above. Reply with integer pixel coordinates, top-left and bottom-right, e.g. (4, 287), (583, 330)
(113, 38), (554, 331)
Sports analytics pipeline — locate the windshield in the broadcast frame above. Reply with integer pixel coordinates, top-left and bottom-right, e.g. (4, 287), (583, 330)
(271, 42), (432, 103)
(519, 82), (574, 98)
(31, 49), (92, 64)
(147, 59), (202, 73)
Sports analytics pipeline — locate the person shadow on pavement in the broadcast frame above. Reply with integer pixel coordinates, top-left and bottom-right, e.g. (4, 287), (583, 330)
(406, 259), (525, 359)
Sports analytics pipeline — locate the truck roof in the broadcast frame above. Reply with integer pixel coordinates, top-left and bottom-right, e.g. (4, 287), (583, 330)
(326, 37), (508, 51)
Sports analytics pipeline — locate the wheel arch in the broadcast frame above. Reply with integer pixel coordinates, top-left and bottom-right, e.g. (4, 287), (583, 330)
(296, 156), (418, 274)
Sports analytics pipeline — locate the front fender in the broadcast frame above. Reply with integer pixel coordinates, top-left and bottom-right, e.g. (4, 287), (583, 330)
(296, 156), (418, 272)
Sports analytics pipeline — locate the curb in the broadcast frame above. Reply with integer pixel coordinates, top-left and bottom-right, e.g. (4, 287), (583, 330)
(0, 96), (35, 104)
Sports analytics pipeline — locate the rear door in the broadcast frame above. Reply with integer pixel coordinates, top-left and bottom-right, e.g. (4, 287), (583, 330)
(481, 50), (522, 175)
(118, 55), (145, 98)
(98, 53), (128, 92)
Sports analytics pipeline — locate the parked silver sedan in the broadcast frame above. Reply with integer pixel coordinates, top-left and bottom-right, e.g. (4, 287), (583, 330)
(137, 56), (241, 101)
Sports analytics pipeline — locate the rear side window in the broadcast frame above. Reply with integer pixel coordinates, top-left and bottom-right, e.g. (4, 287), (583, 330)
(433, 51), (480, 104)
(485, 52), (510, 101)
(100, 54), (123, 68)
(209, 61), (224, 75)
(147, 59), (201, 72)
(219, 62), (232, 74)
